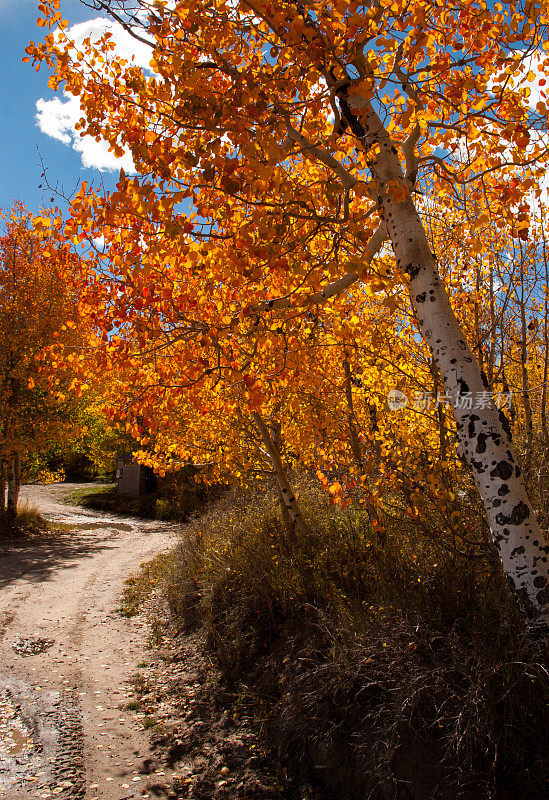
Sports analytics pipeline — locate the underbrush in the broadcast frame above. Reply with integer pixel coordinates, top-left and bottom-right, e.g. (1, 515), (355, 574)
(73, 486), (157, 518)
(0, 502), (50, 536)
(125, 480), (549, 800)
(73, 474), (225, 522)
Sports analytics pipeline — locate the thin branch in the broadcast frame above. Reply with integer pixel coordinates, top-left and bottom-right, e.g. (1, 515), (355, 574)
(248, 224), (388, 316)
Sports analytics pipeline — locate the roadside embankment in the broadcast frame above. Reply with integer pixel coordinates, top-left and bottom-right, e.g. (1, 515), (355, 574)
(126, 480), (549, 800)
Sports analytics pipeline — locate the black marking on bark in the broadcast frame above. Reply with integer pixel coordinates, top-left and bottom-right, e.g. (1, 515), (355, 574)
(450, 358), (457, 364)
(476, 433), (488, 453)
(495, 501), (530, 527)
(493, 499), (502, 507)
(490, 460), (513, 481)
(498, 484), (510, 496)
(499, 410), (512, 438)
(468, 415), (479, 438)
(480, 369), (490, 389)
(458, 378), (470, 394)
(405, 263), (421, 280)
(533, 575), (548, 588)
(415, 292), (426, 303)
(458, 340), (467, 350)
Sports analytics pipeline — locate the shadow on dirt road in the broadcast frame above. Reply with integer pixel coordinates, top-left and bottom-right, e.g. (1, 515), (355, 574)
(0, 483), (179, 800)
(0, 531), (119, 590)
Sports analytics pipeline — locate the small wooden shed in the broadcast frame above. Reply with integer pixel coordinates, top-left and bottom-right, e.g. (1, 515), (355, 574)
(116, 458), (156, 496)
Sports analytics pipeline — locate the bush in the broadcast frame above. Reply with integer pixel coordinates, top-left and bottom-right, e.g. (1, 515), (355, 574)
(127, 478), (549, 800)
(73, 469), (226, 522)
(0, 502), (50, 536)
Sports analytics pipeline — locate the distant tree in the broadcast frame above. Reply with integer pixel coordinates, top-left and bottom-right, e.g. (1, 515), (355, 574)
(0, 203), (82, 516)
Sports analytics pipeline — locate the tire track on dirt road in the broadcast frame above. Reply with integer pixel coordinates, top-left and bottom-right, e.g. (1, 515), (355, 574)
(0, 484), (179, 800)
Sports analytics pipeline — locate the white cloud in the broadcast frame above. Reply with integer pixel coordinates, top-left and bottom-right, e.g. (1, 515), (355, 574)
(57, 17), (154, 71)
(35, 94), (79, 145)
(488, 49), (549, 112)
(36, 89), (137, 173)
(74, 132), (137, 173)
(35, 17), (155, 173)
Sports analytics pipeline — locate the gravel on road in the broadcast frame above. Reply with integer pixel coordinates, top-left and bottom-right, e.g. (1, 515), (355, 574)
(0, 484), (179, 800)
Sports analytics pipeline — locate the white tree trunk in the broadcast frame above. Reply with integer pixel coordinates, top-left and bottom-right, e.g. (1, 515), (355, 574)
(253, 412), (311, 538)
(339, 93), (549, 627)
(0, 460), (6, 513)
(6, 452), (20, 518)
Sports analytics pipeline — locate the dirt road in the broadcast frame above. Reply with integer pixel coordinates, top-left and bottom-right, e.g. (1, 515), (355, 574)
(0, 484), (178, 800)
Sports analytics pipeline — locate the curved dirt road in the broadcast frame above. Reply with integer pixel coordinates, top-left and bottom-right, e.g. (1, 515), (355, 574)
(0, 484), (178, 800)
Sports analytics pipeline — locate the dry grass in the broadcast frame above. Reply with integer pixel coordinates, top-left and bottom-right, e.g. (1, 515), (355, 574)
(124, 478), (549, 800)
(0, 502), (50, 536)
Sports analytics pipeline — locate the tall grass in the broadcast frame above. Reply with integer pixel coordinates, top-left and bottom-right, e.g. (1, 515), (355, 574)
(0, 502), (50, 536)
(125, 478), (549, 800)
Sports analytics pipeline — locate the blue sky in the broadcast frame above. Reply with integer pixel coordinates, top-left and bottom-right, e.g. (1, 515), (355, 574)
(0, 0), (142, 215)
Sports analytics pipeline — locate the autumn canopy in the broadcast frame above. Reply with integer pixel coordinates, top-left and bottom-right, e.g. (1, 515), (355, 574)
(22, 0), (549, 627)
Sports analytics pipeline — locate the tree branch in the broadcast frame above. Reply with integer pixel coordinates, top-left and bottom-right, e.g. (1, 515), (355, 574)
(248, 224), (387, 316)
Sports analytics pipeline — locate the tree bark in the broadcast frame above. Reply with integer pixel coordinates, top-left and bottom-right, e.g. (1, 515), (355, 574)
(487, 269), (496, 387)
(343, 358), (363, 472)
(429, 357), (448, 460)
(253, 412), (311, 537)
(0, 460), (6, 513)
(6, 452), (20, 518)
(540, 226), (549, 450)
(268, 417), (296, 535)
(338, 92), (549, 627)
(473, 264), (484, 376)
